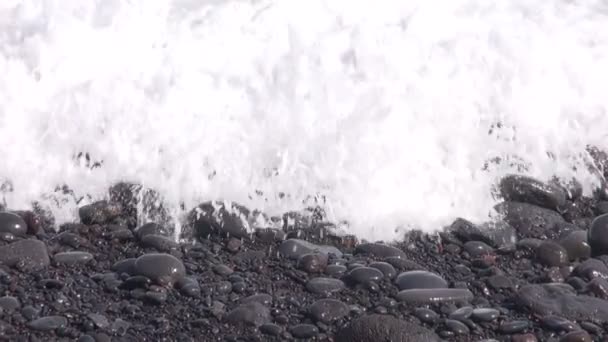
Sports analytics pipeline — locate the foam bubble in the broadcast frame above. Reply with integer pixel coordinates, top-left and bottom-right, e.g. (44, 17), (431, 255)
(0, 0), (607, 240)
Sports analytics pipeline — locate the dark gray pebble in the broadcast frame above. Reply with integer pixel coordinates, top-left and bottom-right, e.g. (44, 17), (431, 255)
(449, 306), (473, 321)
(540, 315), (578, 332)
(28, 315), (68, 331)
(472, 308), (500, 322)
(309, 299), (349, 323)
(225, 302), (270, 327)
(449, 219), (517, 248)
(396, 288), (473, 304)
(413, 307), (439, 324)
(559, 330), (592, 342)
(140, 234), (178, 252)
(589, 214), (608, 255)
(176, 277), (200, 297)
(87, 313), (109, 329)
(536, 241), (568, 267)
(496, 201), (565, 238)
(242, 293), (272, 306)
(326, 264), (347, 276)
(499, 174), (566, 210)
(463, 241), (494, 257)
(369, 262), (396, 279)
(121, 276), (151, 290)
(279, 239), (342, 259)
(0, 212), (28, 236)
(134, 253), (186, 286)
(134, 222), (170, 239)
(487, 275), (514, 290)
(306, 277), (345, 295)
(445, 319), (469, 335)
(79, 200), (121, 225)
(260, 323), (282, 336)
(499, 320), (529, 334)
(213, 264), (233, 276)
(354, 243), (406, 259)
(290, 324), (319, 339)
(0, 239), (50, 272)
(53, 251), (94, 265)
(336, 314), (440, 342)
(111, 258), (137, 275)
(348, 267), (384, 285)
(395, 270), (448, 290)
(298, 253), (328, 273)
(573, 258), (608, 280)
(0, 296), (20, 312)
(143, 291), (167, 305)
(560, 230), (591, 261)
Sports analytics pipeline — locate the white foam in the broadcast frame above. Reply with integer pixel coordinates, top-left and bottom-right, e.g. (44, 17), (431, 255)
(0, 0), (607, 241)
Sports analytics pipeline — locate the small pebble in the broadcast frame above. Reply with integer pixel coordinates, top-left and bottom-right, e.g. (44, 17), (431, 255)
(306, 277), (345, 295)
(290, 324), (319, 339)
(28, 316), (68, 331)
(499, 320), (529, 334)
(395, 271), (448, 290)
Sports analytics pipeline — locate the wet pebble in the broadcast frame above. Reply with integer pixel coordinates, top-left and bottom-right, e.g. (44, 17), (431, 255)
(225, 302), (270, 327)
(79, 201), (121, 225)
(28, 315), (68, 331)
(309, 299), (349, 323)
(0, 239), (50, 271)
(559, 330), (592, 342)
(463, 241), (494, 258)
(297, 253), (328, 273)
(540, 315), (578, 332)
(279, 239), (343, 259)
(395, 271), (448, 290)
(445, 319), (469, 335)
(140, 234), (178, 252)
(134, 253), (186, 286)
(326, 264), (347, 277)
(487, 275), (514, 290)
(213, 264), (233, 276)
(354, 243), (406, 259)
(449, 306), (473, 321)
(0, 212), (28, 236)
(369, 262), (396, 279)
(396, 288), (474, 304)
(560, 230), (591, 261)
(499, 174), (567, 210)
(497, 201), (565, 238)
(589, 214), (608, 255)
(573, 258), (608, 280)
(499, 320), (530, 334)
(0, 296), (20, 312)
(348, 267), (384, 285)
(111, 258), (137, 275)
(242, 294), (272, 306)
(134, 222), (170, 239)
(413, 307), (439, 324)
(54, 251), (94, 265)
(536, 241), (568, 267)
(306, 277), (345, 295)
(290, 324), (318, 339)
(87, 313), (109, 329)
(335, 314), (440, 342)
(260, 323), (282, 336)
(472, 308), (500, 322)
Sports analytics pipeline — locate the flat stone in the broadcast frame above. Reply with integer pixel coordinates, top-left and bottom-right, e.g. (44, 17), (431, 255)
(28, 315), (68, 331)
(516, 283), (608, 322)
(499, 320), (530, 334)
(0, 212), (27, 236)
(499, 174), (567, 210)
(445, 319), (469, 335)
(396, 288), (473, 304)
(309, 299), (349, 323)
(225, 302), (270, 327)
(325, 264), (347, 277)
(53, 251), (94, 265)
(0, 239), (50, 272)
(290, 324), (319, 339)
(306, 277), (345, 295)
(395, 271), (448, 290)
(369, 262), (397, 279)
(495, 201), (565, 238)
(87, 313), (110, 329)
(354, 243), (406, 259)
(134, 253), (186, 286)
(279, 239), (342, 259)
(348, 267), (384, 285)
(335, 314), (440, 342)
(540, 315), (578, 332)
(472, 308), (500, 322)
(413, 308), (439, 324)
(449, 306), (473, 321)
(0, 296), (20, 312)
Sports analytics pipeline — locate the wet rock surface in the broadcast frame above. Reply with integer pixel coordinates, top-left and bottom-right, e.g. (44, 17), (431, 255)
(1, 174), (608, 341)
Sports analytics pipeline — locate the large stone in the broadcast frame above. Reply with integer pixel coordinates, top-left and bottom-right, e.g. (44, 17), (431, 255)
(134, 253), (186, 286)
(0, 212), (27, 236)
(354, 243), (406, 259)
(79, 200), (121, 225)
(225, 302), (270, 327)
(187, 201), (251, 239)
(499, 174), (567, 210)
(279, 239), (343, 259)
(495, 201), (565, 238)
(449, 218), (517, 248)
(335, 314), (440, 342)
(0, 239), (50, 272)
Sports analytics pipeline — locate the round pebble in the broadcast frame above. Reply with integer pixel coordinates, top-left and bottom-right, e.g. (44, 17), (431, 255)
(449, 306), (473, 321)
(348, 267), (384, 285)
(396, 288), (473, 304)
(134, 253), (186, 286)
(326, 264), (347, 277)
(536, 241), (568, 267)
(0, 296), (20, 312)
(560, 230), (591, 261)
(309, 299), (349, 323)
(472, 308), (500, 322)
(499, 320), (530, 334)
(369, 262), (397, 279)
(0, 212), (27, 236)
(260, 323), (282, 336)
(445, 319), (469, 335)
(306, 277), (345, 295)
(225, 302), (271, 327)
(290, 324), (319, 339)
(559, 330), (592, 342)
(395, 271), (448, 290)
(297, 253), (328, 273)
(413, 307), (439, 324)
(588, 214), (608, 255)
(463, 241), (494, 257)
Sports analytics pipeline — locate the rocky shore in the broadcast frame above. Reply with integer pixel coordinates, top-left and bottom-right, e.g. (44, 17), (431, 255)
(1, 173), (608, 341)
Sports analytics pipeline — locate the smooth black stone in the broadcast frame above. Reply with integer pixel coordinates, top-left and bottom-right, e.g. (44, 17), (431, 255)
(53, 251), (94, 265)
(79, 200), (121, 225)
(536, 241), (568, 267)
(242, 294), (272, 306)
(335, 314), (440, 342)
(111, 258), (137, 275)
(518, 238), (543, 250)
(143, 291), (167, 305)
(560, 230), (591, 261)
(496, 201), (565, 238)
(589, 214), (608, 255)
(108, 229), (134, 241)
(449, 219), (517, 248)
(28, 316), (68, 331)
(499, 320), (529, 334)
(395, 271), (448, 290)
(259, 323), (282, 336)
(0, 296), (20, 312)
(463, 241), (494, 257)
(559, 330), (593, 342)
(140, 234), (178, 252)
(309, 299), (349, 323)
(596, 201), (608, 215)
(87, 313), (109, 329)
(586, 277), (608, 298)
(297, 253), (328, 273)
(396, 289), (474, 304)
(232, 282), (247, 293)
(369, 262), (397, 279)
(176, 277), (200, 297)
(120, 276), (151, 290)
(134, 253), (186, 286)
(573, 258), (608, 280)
(57, 232), (85, 248)
(354, 243), (406, 259)
(134, 223), (170, 239)
(213, 264), (234, 276)
(225, 302), (271, 327)
(306, 277), (345, 295)
(499, 174), (567, 210)
(540, 315), (578, 332)
(0, 212), (28, 236)
(487, 275), (514, 290)
(471, 308), (500, 322)
(188, 201), (251, 239)
(348, 267), (384, 285)
(517, 283), (608, 322)
(325, 264), (347, 277)
(278, 239), (342, 259)
(445, 319), (469, 335)
(290, 324), (319, 339)
(0, 239), (50, 271)
(579, 321), (601, 334)
(413, 308), (439, 324)
(449, 306), (473, 321)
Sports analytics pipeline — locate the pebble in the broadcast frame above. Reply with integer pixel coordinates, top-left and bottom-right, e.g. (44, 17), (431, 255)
(242, 294), (273, 306)
(0, 239), (50, 271)
(309, 299), (349, 323)
(348, 267), (384, 285)
(53, 251), (94, 265)
(588, 214), (608, 255)
(463, 241), (494, 257)
(354, 243), (406, 259)
(134, 222), (170, 239)
(212, 264), (234, 276)
(413, 308), (439, 324)
(487, 275), (514, 290)
(511, 333), (538, 342)
(289, 324), (319, 339)
(560, 230), (591, 261)
(540, 315), (578, 332)
(297, 253), (328, 273)
(0, 211), (28, 236)
(225, 302), (271, 327)
(279, 239), (343, 259)
(0, 296), (20, 312)
(385, 257), (425, 271)
(450, 219), (517, 248)
(369, 262), (397, 279)
(499, 320), (530, 334)
(396, 288), (474, 304)
(536, 241), (569, 267)
(325, 264), (347, 276)
(499, 174), (567, 210)
(87, 313), (110, 329)
(496, 201), (565, 238)
(260, 323), (282, 336)
(559, 330), (592, 342)
(28, 315), (68, 331)
(335, 314), (440, 342)
(140, 234), (178, 252)
(306, 277), (345, 295)
(472, 308), (500, 322)
(111, 258), (137, 275)
(445, 319), (469, 335)
(134, 253), (186, 286)
(449, 306), (473, 321)
(143, 291), (167, 305)
(573, 258), (608, 280)
(395, 271), (448, 290)
(79, 200), (121, 225)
